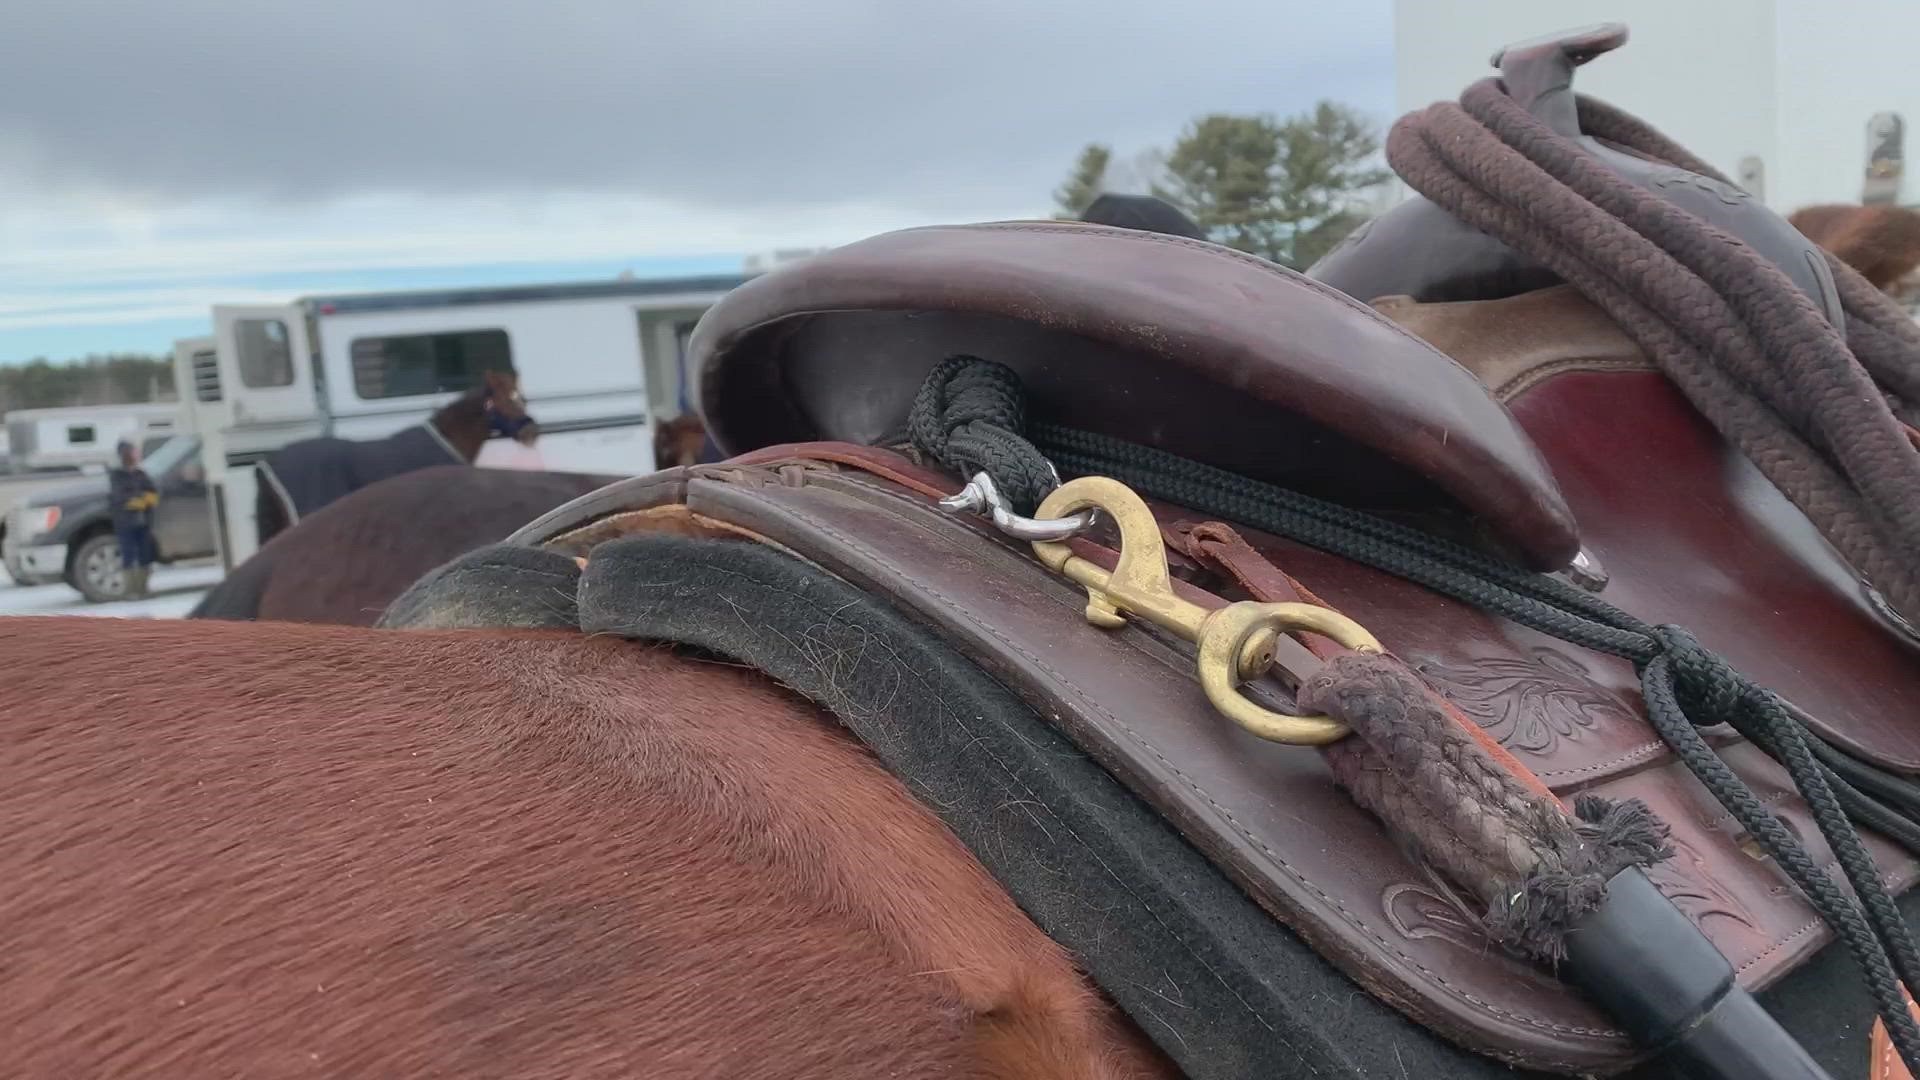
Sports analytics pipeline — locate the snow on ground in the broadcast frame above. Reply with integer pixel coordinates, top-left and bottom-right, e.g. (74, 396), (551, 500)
(0, 562), (224, 619)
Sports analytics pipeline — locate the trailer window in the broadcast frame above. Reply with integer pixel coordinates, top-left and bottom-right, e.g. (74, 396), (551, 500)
(66, 424), (96, 445)
(350, 330), (513, 400)
(236, 319), (295, 388)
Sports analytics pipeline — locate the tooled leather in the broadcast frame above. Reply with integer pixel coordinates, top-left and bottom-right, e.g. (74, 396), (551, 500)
(673, 465), (1638, 1070)
(1507, 369), (1920, 770)
(525, 440), (1919, 1072)
(777, 462), (1915, 1014)
(1373, 296), (1920, 771)
(1170, 515), (1910, 999)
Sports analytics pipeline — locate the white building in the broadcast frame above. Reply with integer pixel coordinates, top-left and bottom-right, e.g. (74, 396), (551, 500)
(1393, 1), (1915, 212)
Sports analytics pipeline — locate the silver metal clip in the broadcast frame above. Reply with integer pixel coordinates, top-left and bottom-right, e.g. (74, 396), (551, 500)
(939, 471), (1096, 542)
(1565, 548), (1609, 592)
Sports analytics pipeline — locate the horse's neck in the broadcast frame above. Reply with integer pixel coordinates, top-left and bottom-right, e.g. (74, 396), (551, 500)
(430, 396), (488, 461)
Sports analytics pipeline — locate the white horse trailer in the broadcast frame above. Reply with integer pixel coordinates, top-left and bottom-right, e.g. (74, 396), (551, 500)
(4, 403), (183, 472)
(172, 272), (750, 569)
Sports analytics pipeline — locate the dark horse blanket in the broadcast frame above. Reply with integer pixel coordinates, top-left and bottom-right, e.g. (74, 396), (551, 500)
(258, 424), (464, 524)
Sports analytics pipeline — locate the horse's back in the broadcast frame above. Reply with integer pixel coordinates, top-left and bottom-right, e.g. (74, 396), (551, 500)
(1790, 203), (1920, 291)
(197, 466), (618, 625)
(263, 428), (460, 522)
(0, 617), (1164, 1079)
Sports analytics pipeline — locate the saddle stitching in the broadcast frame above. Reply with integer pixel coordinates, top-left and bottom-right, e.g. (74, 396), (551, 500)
(820, 466), (1859, 985)
(903, 221), (1497, 392)
(1530, 740), (1667, 783)
(770, 473), (1627, 1041)
(1489, 354), (1660, 401)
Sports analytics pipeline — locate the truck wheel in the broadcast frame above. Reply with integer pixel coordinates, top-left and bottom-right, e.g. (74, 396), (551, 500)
(69, 533), (128, 604)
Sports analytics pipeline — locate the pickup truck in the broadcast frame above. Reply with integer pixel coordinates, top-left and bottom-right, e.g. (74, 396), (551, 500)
(2, 435), (217, 601)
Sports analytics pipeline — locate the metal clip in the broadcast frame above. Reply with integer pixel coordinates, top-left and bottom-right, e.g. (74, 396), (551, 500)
(940, 471), (1096, 542)
(1566, 549), (1609, 592)
(1029, 476), (1382, 746)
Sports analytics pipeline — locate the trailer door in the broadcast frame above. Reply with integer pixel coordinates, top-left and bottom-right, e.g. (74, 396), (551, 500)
(212, 304), (318, 427)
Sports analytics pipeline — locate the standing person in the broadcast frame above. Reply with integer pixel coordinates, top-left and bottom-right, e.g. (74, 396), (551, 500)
(108, 439), (159, 600)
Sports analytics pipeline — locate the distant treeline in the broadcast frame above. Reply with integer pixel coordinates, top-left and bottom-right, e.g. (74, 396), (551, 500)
(0, 354), (177, 414)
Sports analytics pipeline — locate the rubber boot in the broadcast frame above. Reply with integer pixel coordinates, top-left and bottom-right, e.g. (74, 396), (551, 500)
(126, 564), (150, 601)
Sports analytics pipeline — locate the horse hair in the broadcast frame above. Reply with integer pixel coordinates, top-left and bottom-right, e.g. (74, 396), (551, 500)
(0, 616), (1170, 1079)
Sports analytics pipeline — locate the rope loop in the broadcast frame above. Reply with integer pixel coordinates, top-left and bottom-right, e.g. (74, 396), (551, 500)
(1389, 80), (1920, 629)
(907, 355), (1057, 513)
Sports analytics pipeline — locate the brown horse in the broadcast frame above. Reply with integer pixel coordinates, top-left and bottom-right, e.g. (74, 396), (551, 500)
(0, 615), (1171, 1079)
(1790, 203), (1920, 299)
(205, 411), (695, 630)
(14, 29), (1920, 1075)
(191, 465), (617, 625)
(254, 371), (539, 547)
(652, 413), (711, 469)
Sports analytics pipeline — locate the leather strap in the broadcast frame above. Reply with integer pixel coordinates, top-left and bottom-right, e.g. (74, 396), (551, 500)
(1874, 988), (1920, 1080)
(1169, 520), (1564, 807)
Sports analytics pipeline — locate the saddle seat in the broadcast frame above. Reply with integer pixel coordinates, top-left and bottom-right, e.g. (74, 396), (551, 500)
(691, 220), (1582, 570)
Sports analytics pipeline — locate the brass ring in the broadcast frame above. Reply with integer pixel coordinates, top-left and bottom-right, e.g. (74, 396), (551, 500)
(1195, 602), (1382, 746)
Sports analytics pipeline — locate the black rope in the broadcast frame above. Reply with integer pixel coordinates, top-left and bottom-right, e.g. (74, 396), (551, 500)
(907, 356), (1059, 514)
(909, 355), (1920, 1061)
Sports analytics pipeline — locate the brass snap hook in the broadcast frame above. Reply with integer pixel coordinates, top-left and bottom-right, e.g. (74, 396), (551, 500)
(1029, 477), (1381, 746)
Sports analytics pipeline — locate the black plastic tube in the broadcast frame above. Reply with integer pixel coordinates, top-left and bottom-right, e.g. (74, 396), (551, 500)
(1562, 867), (1832, 1080)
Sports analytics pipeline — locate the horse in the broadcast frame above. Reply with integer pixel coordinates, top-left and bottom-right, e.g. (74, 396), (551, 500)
(1789, 203), (1920, 301)
(190, 465), (617, 625)
(9, 22), (1920, 1080)
(0, 615), (1172, 1079)
(196, 413), (701, 629)
(193, 417), (705, 627)
(253, 370), (538, 547)
(651, 412), (712, 469)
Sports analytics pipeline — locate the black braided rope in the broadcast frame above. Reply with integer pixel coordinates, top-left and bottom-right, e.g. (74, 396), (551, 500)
(908, 355), (1920, 1068)
(907, 356), (1059, 514)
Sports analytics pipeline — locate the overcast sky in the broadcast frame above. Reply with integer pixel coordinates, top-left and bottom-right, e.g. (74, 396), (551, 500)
(0, 0), (1392, 364)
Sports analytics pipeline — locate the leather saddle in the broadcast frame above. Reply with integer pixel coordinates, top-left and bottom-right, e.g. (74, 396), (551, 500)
(695, 219), (1580, 571)
(420, 203), (1920, 1073)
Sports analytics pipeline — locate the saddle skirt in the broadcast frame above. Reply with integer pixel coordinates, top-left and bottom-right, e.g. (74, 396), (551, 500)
(392, 224), (1920, 1075)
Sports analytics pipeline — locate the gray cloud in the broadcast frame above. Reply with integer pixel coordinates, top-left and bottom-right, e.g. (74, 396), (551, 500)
(0, 0), (1392, 216)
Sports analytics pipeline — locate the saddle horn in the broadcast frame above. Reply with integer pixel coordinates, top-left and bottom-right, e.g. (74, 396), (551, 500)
(1076, 193), (1206, 241)
(1308, 23), (1844, 328)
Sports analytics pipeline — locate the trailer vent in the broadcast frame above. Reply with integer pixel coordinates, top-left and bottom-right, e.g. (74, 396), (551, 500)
(192, 349), (222, 402)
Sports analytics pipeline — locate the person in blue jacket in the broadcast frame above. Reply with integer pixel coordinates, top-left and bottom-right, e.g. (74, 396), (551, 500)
(107, 439), (159, 600)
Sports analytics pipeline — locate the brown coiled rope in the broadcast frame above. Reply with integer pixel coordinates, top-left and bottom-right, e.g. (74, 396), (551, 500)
(1389, 78), (1920, 628)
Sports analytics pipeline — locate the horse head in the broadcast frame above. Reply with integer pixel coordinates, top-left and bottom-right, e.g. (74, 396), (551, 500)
(481, 370), (540, 446)
(652, 413), (709, 468)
